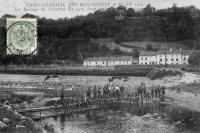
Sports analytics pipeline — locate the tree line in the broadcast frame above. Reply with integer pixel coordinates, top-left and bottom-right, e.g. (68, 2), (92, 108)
(0, 4), (200, 65)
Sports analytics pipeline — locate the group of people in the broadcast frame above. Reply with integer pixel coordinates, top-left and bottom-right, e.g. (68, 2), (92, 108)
(59, 82), (166, 106)
(136, 82), (166, 101)
(86, 85), (125, 100)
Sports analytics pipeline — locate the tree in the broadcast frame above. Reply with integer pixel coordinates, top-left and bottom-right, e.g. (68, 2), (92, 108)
(188, 51), (200, 66)
(146, 44), (153, 51)
(131, 49), (140, 58)
(143, 4), (156, 16)
(114, 33), (124, 43)
(126, 8), (135, 17)
(1, 14), (16, 19)
(22, 13), (38, 18)
(112, 48), (122, 55)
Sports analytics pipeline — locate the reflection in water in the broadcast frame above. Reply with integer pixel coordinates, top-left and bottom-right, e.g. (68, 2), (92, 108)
(39, 102), (200, 133)
(2, 103), (200, 133)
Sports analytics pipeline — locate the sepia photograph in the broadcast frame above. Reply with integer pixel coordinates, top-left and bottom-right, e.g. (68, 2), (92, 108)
(0, 0), (200, 133)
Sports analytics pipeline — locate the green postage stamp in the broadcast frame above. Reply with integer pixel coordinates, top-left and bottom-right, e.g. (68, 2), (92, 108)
(6, 18), (37, 55)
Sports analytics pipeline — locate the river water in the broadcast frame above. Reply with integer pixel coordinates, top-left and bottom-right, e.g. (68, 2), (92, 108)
(1, 74), (200, 133)
(1, 101), (200, 133)
(37, 103), (200, 133)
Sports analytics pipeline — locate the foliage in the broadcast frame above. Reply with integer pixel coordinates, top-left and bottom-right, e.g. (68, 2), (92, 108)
(147, 68), (183, 80)
(188, 51), (200, 66)
(146, 44), (153, 51)
(1, 5), (200, 64)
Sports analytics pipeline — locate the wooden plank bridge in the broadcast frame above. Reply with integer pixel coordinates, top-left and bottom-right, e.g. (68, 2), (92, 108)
(17, 97), (168, 120)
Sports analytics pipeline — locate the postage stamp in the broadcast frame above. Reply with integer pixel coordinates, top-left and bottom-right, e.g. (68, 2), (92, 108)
(6, 18), (37, 55)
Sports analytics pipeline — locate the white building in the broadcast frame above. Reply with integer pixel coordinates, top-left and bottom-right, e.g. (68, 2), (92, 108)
(83, 56), (134, 67)
(139, 49), (194, 65)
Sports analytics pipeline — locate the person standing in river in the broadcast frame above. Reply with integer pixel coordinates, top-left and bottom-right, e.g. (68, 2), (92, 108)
(161, 86), (166, 96)
(60, 87), (65, 107)
(155, 86), (158, 98)
(158, 85), (161, 98)
(97, 87), (102, 98)
(87, 88), (91, 100)
(151, 84), (155, 98)
(120, 85), (125, 97)
(93, 86), (97, 98)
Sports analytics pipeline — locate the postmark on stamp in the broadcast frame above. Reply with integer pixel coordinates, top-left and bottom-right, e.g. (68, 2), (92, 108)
(6, 18), (37, 55)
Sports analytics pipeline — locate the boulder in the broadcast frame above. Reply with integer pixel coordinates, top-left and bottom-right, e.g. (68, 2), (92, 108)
(0, 121), (7, 130)
(2, 118), (10, 124)
(0, 101), (46, 133)
(142, 113), (152, 120)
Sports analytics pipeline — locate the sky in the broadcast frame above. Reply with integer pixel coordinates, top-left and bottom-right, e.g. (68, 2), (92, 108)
(0, 0), (200, 19)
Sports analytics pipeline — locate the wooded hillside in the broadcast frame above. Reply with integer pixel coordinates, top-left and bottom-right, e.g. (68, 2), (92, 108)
(0, 4), (200, 64)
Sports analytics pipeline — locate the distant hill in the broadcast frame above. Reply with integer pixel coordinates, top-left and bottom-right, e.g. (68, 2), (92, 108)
(91, 38), (196, 53)
(122, 41), (188, 50)
(91, 38), (133, 53)
(0, 5), (200, 65)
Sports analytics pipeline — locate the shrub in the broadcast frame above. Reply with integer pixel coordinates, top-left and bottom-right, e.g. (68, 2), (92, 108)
(147, 68), (183, 80)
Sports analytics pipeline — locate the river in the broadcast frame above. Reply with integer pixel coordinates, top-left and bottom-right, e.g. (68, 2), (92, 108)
(1, 74), (200, 133)
(37, 103), (200, 133)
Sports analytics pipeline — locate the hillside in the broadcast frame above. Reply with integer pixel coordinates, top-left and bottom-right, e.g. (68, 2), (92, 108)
(91, 38), (196, 52)
(122, 41), (189, 50)
(90, 38), (133, 53)
(0, 5), (200, 64)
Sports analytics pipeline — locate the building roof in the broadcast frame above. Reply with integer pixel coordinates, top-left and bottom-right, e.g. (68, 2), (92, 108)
(140, 51), (157, 56)
(108, 56), (133, 61)
(84, 57), (108, 62)
(84, 56), (133, 62)
(140, 49), (198, 56)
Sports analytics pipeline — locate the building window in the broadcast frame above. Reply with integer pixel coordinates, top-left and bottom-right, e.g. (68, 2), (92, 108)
(145, 57), (147, 60)
(171, 58), (174, 61)
(176, 58), (178, 61)
(160, 59), (162, 62)
(141, 58), (143, 60)
(145, 62), (147, 65)
(183, 57), (186, 61)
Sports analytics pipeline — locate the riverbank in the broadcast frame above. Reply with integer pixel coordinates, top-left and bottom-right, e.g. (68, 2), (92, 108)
(0, 72), (199, 110)
(0, 65), (154, 76)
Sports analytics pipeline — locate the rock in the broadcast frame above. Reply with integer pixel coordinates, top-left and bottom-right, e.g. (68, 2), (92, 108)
(0, 102), (46, 133)
(142, 113), (152, 120)
(153, 113), (160, 117)
(20, 117), (46, 133)
(0, 121), (7, 130)
(16, 125), (26, 128)
(2, 118), (10, 124)
(42, 123), (54, 131)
